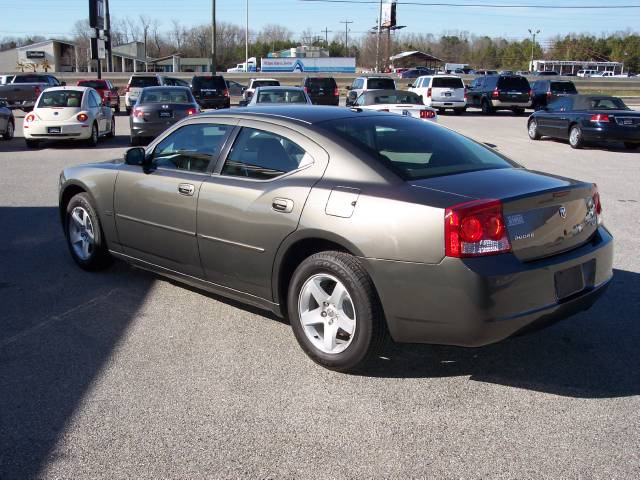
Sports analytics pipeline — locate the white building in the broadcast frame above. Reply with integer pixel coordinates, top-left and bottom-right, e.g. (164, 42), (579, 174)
(0, 39), (77, 73)
(531, 59), (625, 75)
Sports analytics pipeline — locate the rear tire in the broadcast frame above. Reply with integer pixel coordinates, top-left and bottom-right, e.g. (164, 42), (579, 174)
(512, 107), (525, 115)
(438, 108), (445, 115)
(528, 119), (541, 140)
(2, 120), (14, 140)
(569, 125), (584, 149)
(287, 251), (386, 372)
(624, 142), (639, 150)
(86, 123), (99, 147)
(126, 107), (131, 116)
(106, 118), (115, 138)
(25, 139), (40, 149)
(481, 99), (494, 115)
(453, 108), (466, 115)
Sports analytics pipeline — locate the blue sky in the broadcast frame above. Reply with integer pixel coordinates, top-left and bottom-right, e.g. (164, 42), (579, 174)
(0, 0), (638, 44)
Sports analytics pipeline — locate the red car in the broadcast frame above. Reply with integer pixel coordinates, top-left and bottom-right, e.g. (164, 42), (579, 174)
(76, 79), (120, 113)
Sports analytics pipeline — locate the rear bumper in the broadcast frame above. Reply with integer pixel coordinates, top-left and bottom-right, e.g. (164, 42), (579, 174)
(24, 122), (91, 140)
(310, 96), (340, 106)
(195, 97), (230, 109)
(581, 126), (640, 143)
(491, 99), (532, 108)
(364, 226), (613, 347)
(429, 100), (466, 109)
(130, 120), (175, 138)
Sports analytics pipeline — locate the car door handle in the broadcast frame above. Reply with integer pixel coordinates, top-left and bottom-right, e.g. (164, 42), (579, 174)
(272, 198), (294, 213)
(178, 183), (195, 196)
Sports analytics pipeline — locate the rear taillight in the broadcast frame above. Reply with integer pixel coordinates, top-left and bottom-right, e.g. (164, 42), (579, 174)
(34, 86), (41, 96)
(76, 113), (88, 122)
(186, 108), (198, 116)
(445, 199), (511, 258)
(125, 85), (130, 93)
(427, 87), (432, 98)
(547, 91), (552, 98)
(492, 87), (500, 99)
(590, 114), (610, 123)
(334, 87), (339, 97)
(464, 87), (468, 100)
(223, 88), (230, 97)
(303, 86), (309, 94)
(25, 114), (35, 122)
(420, 109), (436, 119)
(592, 184), (602, 224)
(133, 108), (145, 118)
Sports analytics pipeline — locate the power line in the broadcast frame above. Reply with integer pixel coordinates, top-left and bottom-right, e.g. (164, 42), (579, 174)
(340, 20), (353, 55)
(299, 0), (640, 8)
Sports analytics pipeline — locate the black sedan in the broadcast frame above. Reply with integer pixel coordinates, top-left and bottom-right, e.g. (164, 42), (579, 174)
(130, 86), (200, 145)
(527, 95), (640, 150)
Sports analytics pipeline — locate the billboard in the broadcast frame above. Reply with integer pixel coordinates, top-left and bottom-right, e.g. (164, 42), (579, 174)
(260, 57), (356, 73)
(381, 0), (397, 28)
(89, 0), (105, 30)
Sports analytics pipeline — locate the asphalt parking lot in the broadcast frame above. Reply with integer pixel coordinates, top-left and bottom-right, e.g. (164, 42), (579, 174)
(1, 109), (639, 479)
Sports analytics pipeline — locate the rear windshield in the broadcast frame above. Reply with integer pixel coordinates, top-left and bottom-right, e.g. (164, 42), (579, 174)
(253, 80), (280, 88)
(550, 82), (577, 94)
(367, 78), (396, 90)
(37, 90), (83, 108)
(78, 80), (107, 89)
(371, 92), (421, 105)
(140, 88), (193, 104)
(319, 116), (513, 181)
(129, 76), (160, 88)
(432, 77), (465, 89)
(582, 97), (628, 110)
(256, 89), (307, 104)
(13, 75), (46, 83)
(305, 77), (337, 89)
(192, 76), (226, 89)
(497, 76), (530, 90)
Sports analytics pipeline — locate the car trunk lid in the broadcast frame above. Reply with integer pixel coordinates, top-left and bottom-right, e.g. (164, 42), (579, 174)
(36, 107), (81, 122)
(410, 168), (599, 261)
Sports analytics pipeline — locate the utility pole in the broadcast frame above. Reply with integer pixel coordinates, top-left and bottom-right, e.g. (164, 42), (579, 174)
(322, 27), (332, 45)
(340, 20), (353, 57)
(528, 28), (540, 72)
(245, 0), (249, 71)
(211, 0), (217, 74)
(375, 0), (383, 72)
(105, 0), (112, 72)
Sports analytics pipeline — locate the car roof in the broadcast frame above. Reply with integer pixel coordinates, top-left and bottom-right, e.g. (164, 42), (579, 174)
(197, 105), (387, 125)
(363, 89), (418, 97)
(41, 86), (90, 93)
(255, 86), (304, 91)
(251, 78), (278, 82)
(141, 86), (190, 90)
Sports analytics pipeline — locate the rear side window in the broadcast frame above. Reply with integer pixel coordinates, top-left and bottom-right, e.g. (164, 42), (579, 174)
(37, 90), (83, 108)
(221, 128), (312, 180)
(305, 77), (337, 90)
(152, 124), (231, 173)
(367, 78), (395, 90)
(320, 116), (513, 181)
(14, 75), (46, 83)
(550, 82), (577, 94)
(129, 76), (159, 88)
(431, 77), (464, 89)
(193, 76), (226, 89)
(497, 76), (530, 90)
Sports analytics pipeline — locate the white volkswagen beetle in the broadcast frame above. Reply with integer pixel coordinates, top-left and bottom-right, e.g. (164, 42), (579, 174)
(352, 89), (438, 122)
(23, 86), (115, 148)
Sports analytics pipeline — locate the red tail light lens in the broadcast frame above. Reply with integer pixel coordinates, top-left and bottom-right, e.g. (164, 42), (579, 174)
(223, 88), (230, 97)
(133, 108), (145, 118)
(186, 108), (198, 116)
(592, 184), (602, 224)
(445, 199), (511, 258)
(464, 87), (468, 100)
(590, 114), (610, 123)
(334, 87), (339, 97)
(303, 86), (309, 94)
(492, 88), (500, 99)
(25, 114), (35, 122)
(547, 91), (552, 98)
(427, 87), (432, 98)
(420, 109), (436, 119)
(76, 113), (89, 122)
(34, 86), (41, 96)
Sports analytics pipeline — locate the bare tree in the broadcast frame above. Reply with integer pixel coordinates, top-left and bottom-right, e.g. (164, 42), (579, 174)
(139, 15), (152, 69)
(170, 19), (186, 52)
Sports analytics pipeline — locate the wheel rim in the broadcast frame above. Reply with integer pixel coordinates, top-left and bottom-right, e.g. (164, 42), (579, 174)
(298, 274), (356, 355)
(528, 121), (537, 137)
(570, 128), (579, 145)
(7, 122), (14, 138)
(68, 206), (95, 261)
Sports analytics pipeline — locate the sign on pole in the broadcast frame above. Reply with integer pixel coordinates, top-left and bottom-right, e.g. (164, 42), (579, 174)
(89, 0), (105, 30)
(90, 37), (106, 60)
(381, 0), (397, 28)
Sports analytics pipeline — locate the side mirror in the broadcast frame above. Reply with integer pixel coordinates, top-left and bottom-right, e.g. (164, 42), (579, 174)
(345, 86), (352, 91)
(60, 81), (67, 86)
(124, 147), (147, 167)
(408, 83), (413, 88)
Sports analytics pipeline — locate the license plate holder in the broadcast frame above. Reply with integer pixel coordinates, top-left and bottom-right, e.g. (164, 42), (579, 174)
(48, 127), (61, 134)
(159, 111), (172, 118)
(555, 265), (585, 300)
(444, 92), (452, 97)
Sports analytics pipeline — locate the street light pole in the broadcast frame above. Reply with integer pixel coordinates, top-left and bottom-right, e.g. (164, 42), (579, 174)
(528, 28), (540, 72)
(375, 0), (383, 72)
(211, 0), (217, 74)
(245, 0), (249, 72)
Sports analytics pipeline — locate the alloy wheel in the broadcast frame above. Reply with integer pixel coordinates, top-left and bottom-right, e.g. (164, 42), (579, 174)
(68, 206), (95, 261)
(297, 274), (357, 355)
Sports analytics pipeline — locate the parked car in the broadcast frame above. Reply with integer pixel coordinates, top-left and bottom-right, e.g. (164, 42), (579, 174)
(243, 78), (281, 102)
(0, 73), (63, 112)
(226, 80), (246, 96)
(246, 86), (312, 106)
(528, 95), (640, 150)
(533, 71), (559, 76)
(190, 75), (230, 109)
(0, 75), (15, 85)
(77, 79), (120, 113)
(345, 76), (397, 106)
(125, 74), (166, 115)
(300, 77), (339, 106)
(130, 86), (200, 145)
(474, 70), (498, 76)
(530, 80), (578, 110)
(352, 90), (437, 122)
(162, 77), (190, 87)
(0, 99), (15, 140)
(577, 70), (598, 78)
(23, 86), (114, 148)
(409, 75), (467, 114)
(467, 74), (532, 114)
(58, 106), (613, 372)
(400, 69), (424, 79)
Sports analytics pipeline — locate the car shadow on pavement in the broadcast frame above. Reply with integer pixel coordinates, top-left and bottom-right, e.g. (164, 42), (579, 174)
(0, 206), (155, 479)
(0, 135), (131, 153)
(361, 268), (640, 398)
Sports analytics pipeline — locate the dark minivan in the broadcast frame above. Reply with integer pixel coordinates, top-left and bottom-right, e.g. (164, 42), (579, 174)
(300, 77), (339, 106)
(467, 74), (532, 114)
(190, 75), (230, 109)
(531, 80), (578, 110)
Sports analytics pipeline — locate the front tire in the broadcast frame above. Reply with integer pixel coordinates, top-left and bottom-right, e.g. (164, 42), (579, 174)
(86, 123), (99, 147)
(481, 99), (494, 115)
(569, 125), (584, 149)
(64, 193), (112, 270)
(106, 118), (115, 138)
(528, 119), (541, 140)
(288, 251), (386, 372)
(453, 107), (466, 115)
(2, 120), (14, 140)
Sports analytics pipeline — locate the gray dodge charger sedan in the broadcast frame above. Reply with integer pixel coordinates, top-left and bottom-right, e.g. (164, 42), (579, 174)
(59, 106), (613, 371)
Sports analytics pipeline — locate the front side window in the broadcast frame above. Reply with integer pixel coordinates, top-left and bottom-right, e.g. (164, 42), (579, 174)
(152, 123), (231, 173)
(221, 128), (312, 180)
(37, 90), (83, 108)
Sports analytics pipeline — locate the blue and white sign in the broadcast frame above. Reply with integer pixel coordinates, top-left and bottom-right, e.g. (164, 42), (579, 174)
(261, 57), (356, 73)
